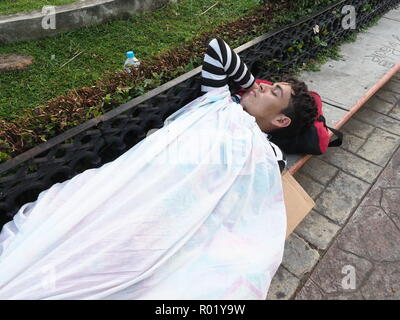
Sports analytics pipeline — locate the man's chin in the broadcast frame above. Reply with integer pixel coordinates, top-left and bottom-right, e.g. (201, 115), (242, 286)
(240, 95), (249, 110)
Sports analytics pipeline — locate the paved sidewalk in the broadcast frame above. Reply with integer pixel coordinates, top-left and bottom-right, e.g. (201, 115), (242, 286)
(267, 72), (400, 300)
(266, 3), (400, 300)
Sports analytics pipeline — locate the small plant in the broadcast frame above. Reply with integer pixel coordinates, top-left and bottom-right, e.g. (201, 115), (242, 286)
(85, 105), (103, 120)
(263, 58), (280, 68)
(305, 62), (321, 72)
(27, 164), (39, 173)
(286, 40), (304, 56)
(361, 4), (373, 12)
(293, 40), (304, 52)
(0, 152), (12, 162)
(313, 35), (328, 47)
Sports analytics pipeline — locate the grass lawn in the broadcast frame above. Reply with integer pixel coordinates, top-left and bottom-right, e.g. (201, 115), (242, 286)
(0, 0), (262, 120)
(0, 0), (78, 15)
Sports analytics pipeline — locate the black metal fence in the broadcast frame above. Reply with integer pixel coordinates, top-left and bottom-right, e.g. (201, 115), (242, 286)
(1, 0), (399, 227)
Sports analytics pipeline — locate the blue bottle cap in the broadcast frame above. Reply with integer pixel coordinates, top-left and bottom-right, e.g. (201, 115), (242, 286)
(126, 51), (135, 58)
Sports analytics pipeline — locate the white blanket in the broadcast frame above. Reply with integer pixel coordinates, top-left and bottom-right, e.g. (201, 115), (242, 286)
(0, 87), (286, 300)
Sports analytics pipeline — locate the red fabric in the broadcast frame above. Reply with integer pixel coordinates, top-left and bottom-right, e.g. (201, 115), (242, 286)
(309, 91), (329, 153)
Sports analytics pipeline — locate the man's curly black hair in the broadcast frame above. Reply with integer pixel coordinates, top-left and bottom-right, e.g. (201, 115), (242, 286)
(269, 77), (318, 139)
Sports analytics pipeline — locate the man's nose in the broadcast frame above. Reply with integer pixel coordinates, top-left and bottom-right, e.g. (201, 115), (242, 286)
(259, 83), (272, 91)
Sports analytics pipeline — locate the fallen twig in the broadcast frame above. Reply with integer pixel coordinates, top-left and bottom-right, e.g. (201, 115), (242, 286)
(60, 50), (85, 68)
(198, 1), (219, 16)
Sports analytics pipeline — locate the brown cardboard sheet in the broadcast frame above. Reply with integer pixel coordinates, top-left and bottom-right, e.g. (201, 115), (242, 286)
(282, 171), (315, 238)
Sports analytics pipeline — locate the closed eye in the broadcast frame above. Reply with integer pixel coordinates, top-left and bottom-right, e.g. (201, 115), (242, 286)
(272, 85), (283, 98)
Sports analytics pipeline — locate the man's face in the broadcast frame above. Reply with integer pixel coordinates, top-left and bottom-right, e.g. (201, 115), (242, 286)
(240, 82), (293, 132)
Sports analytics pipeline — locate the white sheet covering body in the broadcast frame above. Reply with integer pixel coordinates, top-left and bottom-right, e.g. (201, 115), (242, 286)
(0, 87), (287, 300)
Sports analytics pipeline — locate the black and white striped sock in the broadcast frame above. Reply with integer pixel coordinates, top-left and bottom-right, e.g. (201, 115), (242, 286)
(201, 38), (255, 94)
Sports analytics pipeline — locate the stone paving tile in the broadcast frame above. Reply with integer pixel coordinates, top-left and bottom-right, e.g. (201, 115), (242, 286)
(340, 132), (365, 153)
(320, 147), (382, 183)
(295, 280), (324, 300)
(375, 88), (400, 105)
(364, 95), (394, 114)
(336, 205), (400, 262)
(281, 234), (320, 278)
(296, 147), (400, 299)
(371, 144), (400, 188)
(298, 157), (338, 186)
(324, 291), (365, 300)
(381, 188), (400, 230)
(294, 210), (341, 250)
(347, 144), (400, 229)
(299, 243), (374, 296)
(341, 118), (375, 139)
(315, 171), (370, 225)
(293, 172), (324, 200)
(267, 266), (300, 300)
(335, 153), (400, 261)
(360, 184), (382, 207)
(382, 78), (400, 93)
(357, 128), (400, 166)
(389, 102), (400, 121)
(354, 108), (400, 136)
(295, 279), (365, 300)
(359, 263), (400, 299)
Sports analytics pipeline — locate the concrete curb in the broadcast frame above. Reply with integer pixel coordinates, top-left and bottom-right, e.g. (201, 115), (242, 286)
(0, 0), (176, 44)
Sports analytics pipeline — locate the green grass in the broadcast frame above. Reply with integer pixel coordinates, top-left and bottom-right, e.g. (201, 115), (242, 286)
(0, 0), (78, 15)
(0, 0), (261, 120)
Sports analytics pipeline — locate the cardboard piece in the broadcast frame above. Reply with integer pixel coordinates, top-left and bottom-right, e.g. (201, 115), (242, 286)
(282, 171), (315, 238)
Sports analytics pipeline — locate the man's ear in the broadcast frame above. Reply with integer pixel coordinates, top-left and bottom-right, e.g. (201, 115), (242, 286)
(271, 114), (291, 128)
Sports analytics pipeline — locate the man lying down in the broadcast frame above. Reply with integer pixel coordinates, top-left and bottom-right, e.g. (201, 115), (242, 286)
(0, 38), (317, 299)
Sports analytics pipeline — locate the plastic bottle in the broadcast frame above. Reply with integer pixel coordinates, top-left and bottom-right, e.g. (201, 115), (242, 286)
(124, 51), (140, 72)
